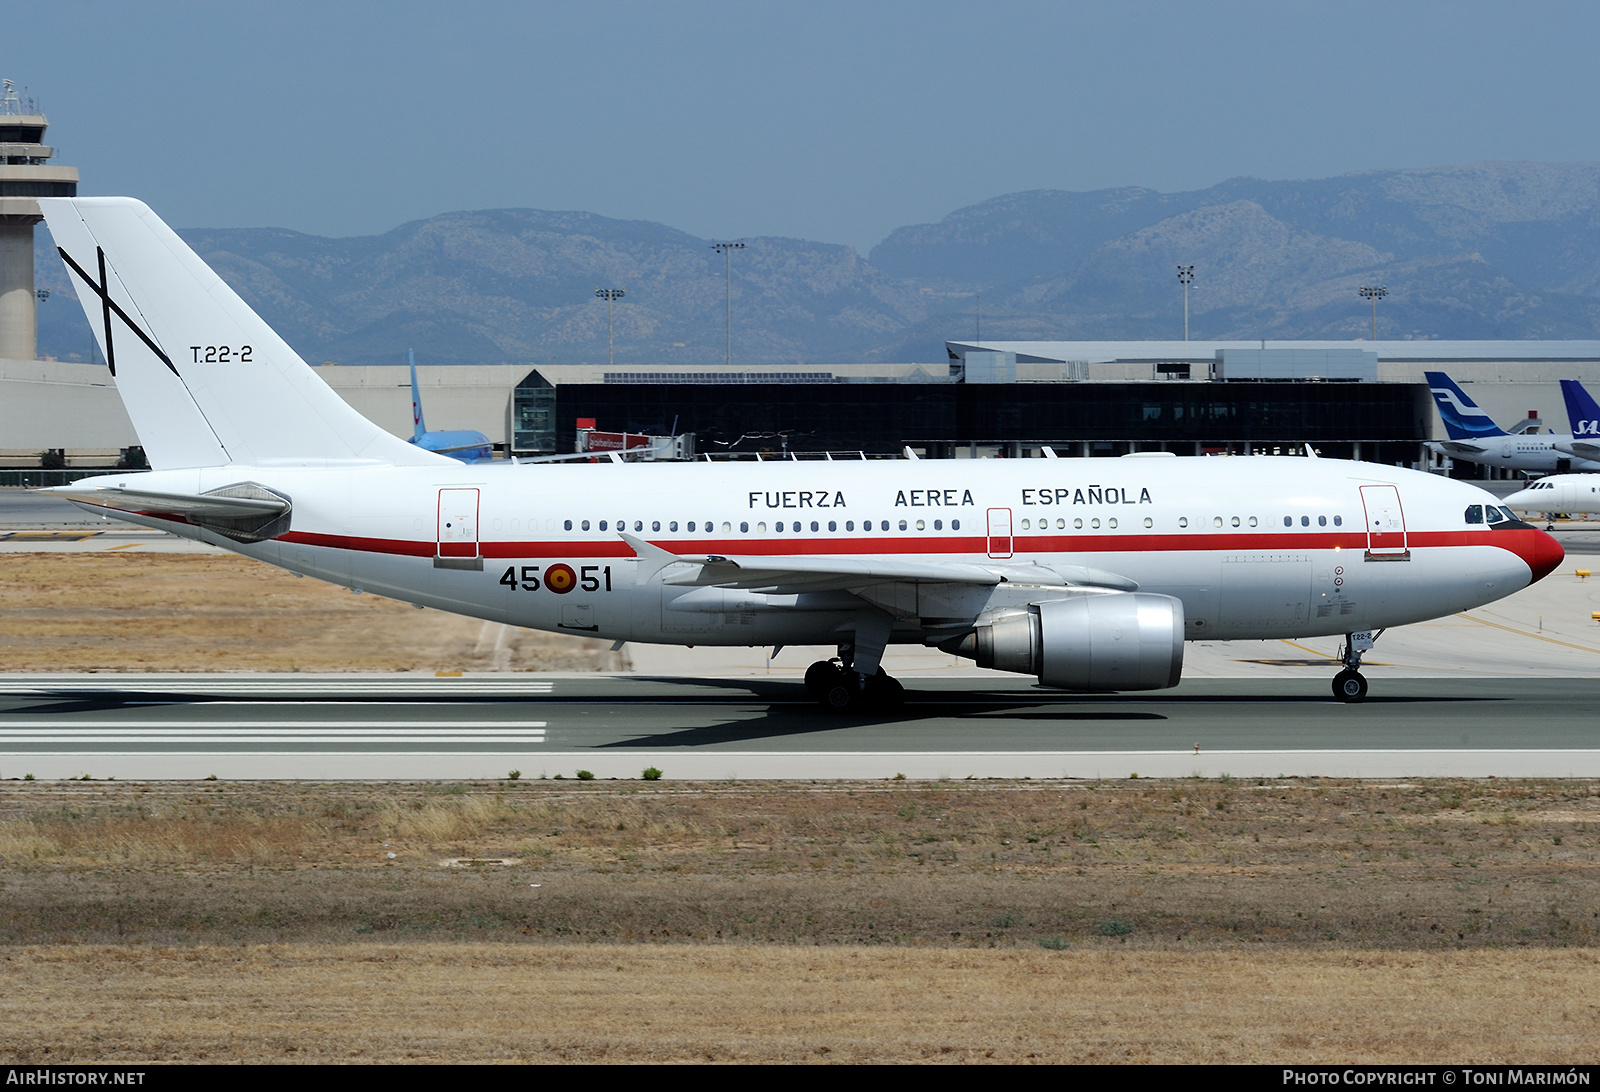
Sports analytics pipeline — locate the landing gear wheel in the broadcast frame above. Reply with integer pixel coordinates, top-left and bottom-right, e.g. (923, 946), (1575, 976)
(820, 677), (857, 713)
(864, 669), (905, 709)
(1332, 668), (1368, 704)
(805, 659), (842, 698)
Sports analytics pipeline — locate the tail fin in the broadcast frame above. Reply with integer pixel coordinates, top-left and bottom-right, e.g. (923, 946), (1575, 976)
(1424, 371), (1507, 440)
(41, 197), (446, 470)
(409, 348), (427, 441)
(1561, 379), (1600, 437)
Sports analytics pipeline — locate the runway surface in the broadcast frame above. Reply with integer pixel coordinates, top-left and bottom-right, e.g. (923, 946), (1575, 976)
(2, 673), (1598, 780)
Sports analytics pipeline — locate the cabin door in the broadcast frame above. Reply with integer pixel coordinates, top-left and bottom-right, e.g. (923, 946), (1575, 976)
(437, 488), (481, 560)
(1359, 484), (1408, 558)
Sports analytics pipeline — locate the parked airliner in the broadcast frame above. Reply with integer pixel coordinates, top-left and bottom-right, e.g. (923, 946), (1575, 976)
(409, 349), (493, 463)
(37, 199), (1563, 705)
(1424, 371), (1600, 474)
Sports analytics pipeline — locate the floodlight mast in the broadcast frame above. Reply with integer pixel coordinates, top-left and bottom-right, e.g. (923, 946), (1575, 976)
(594, 288), (625, 367)
(1176, 265), (1195, 341)
(711, 241), (745, 366)
(1359, 284), (1388, 341)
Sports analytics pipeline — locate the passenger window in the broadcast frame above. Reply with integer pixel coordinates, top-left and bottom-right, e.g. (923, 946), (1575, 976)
(1212, 516), (1222, 528)
(1108, 518), (1118, 529)
(1465, 505), (1483, 524)
(1091, 518), (1101, 529)
(1020, 518), (1030, 530)
(669, 521), (678, 532)
(721, 522), (731, 532)
(915, 520), (926, 531)
(1143, 517), (1153, 528)
(811, 521), (819, 532)
(1283, 516), (1291, 527)
(775, 521), (784, 532)
(952, 520), (960, 530)
(846, 521), (855, 531)
(1333, 515), (1342, 527)
(634, 521), (643, 532)
(687, 521), (695, 532)
(1231, 516), (1240, 527)
(757, 522), (767, 533)
(599, 520), (608, 531)
(882, 521), (890, 531)
(1301, 516), (1310, 527)
(740, 522), (749, 533)
(1318, 516), (1326, 527)
(1074, 518), (1083, 529)
(581, 520), (590, 531)
(1179, 517), (1188, 528)
(652, 521), (661, 532)
(932, 520), (941, 530)
(1248, 516), (1258, 527)
(564, 519), (572, 531)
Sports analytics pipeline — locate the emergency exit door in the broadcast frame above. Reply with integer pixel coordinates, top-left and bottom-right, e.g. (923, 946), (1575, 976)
(987, 507), (1013, 559)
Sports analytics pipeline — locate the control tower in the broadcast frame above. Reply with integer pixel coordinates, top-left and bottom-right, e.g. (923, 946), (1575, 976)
(0, 81), (77, 361)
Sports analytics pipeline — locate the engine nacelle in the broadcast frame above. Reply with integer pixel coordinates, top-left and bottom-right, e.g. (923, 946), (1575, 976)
(943, 593), (1185, 691)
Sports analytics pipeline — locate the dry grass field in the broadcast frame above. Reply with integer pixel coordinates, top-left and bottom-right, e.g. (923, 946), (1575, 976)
(0, 553), (616, 672)
(2, 778), (1599, 1062)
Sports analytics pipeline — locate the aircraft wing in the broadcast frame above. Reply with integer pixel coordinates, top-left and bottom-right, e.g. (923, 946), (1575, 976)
(1436, 440), (1489, 455)
(43, 481), (292, 543)
(619, 533), (1137, 593)
(1554, 440), (1600, 460)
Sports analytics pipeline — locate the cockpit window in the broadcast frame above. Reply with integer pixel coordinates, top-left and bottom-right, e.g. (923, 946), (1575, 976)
(1500, 506), (1518, 523)
(1485, 506), (1506, 525)
(1465, 505), (1483, 524)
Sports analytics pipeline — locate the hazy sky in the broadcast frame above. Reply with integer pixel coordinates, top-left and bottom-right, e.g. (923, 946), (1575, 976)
(7, 1), (1600, 252)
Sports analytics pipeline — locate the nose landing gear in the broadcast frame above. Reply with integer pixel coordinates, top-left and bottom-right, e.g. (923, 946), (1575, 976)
(1331, 630), (1379, 703)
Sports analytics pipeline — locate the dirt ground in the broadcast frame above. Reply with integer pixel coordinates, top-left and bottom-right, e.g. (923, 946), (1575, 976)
(0, 553), (618, 672)
(2, 778), (1599, 1062)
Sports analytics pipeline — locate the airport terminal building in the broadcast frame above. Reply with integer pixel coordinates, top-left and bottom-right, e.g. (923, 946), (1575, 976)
(6, 339), (1600, 476)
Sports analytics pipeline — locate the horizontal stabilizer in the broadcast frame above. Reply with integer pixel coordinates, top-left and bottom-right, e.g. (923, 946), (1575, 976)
(1554, 440), (1600, 460)
(46, 481), (292, 543)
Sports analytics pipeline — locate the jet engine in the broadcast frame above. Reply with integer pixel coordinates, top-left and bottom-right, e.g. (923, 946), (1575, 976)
(942, 593), (1185, 691)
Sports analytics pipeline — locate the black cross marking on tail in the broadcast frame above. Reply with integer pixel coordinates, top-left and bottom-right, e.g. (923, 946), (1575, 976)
(56, 246), (179, 379)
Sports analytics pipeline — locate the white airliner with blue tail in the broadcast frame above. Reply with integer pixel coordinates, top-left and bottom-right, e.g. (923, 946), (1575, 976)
(1424, 370), (1600, 474)
(37, 198), (1564, 705)
(1504, 380), (1600, 516)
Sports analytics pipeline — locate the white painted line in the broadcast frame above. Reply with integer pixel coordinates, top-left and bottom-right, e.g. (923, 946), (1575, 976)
(0, 721), (547, 729)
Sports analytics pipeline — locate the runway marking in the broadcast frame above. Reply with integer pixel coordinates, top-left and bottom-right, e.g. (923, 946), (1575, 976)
(0, 721), (547, 743)
(1458, 612), (1600, 655)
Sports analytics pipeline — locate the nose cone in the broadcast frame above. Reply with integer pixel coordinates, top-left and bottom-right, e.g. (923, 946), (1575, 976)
(1502, 487), (1536, 509)
(1509, 528), (1565, 584)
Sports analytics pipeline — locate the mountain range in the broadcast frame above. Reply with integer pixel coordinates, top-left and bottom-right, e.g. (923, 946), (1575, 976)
(34, 161), (1600, 366)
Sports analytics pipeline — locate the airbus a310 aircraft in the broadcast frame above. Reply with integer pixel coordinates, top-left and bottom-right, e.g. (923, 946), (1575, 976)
(39, 198), (1563, 705)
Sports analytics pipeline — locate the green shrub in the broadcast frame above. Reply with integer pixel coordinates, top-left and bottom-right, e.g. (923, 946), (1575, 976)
(1038, 936), (1070, 950)
(576, 769), (595, 781)
(641, 767), (662, 781)
(507, 770), (521, 781)
(1098, 918), (1133, 936)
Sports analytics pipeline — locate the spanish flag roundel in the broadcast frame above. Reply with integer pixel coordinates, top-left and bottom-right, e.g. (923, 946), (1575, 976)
(544, 563), (577, 594)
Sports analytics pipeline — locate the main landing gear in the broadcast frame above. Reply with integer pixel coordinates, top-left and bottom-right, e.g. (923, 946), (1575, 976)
(1332, 630), (1379, 703)
(804, 657), (905, 712)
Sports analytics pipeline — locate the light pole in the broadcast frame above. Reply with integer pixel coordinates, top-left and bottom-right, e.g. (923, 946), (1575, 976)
(1176, 265), (1194, 341)
(1359, 284), (1388, 341)
(594, 288), (625, 367)
(711, 241), (745, 366)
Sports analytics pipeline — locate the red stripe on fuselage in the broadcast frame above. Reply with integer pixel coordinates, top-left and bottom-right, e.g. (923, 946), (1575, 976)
(271, 528), (1541, 559)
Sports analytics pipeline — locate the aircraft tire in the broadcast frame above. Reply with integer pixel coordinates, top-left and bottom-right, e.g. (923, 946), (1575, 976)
(865, 670), (905, 709)
(805, 660), (841, 698)
(820, 678), (857, 713)
(1332, 669), (1369, 704)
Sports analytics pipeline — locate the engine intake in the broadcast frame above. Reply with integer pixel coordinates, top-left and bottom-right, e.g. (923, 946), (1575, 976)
(942, 593), (1185, 691)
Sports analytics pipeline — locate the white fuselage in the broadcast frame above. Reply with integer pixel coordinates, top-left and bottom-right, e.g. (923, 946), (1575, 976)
(1504, 473), (1600, 515)
(85, 455), (1548, 649)
(1428, 434), (1600, 474)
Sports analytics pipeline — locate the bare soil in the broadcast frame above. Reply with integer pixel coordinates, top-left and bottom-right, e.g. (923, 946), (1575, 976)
(0, 553), (617, 672)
